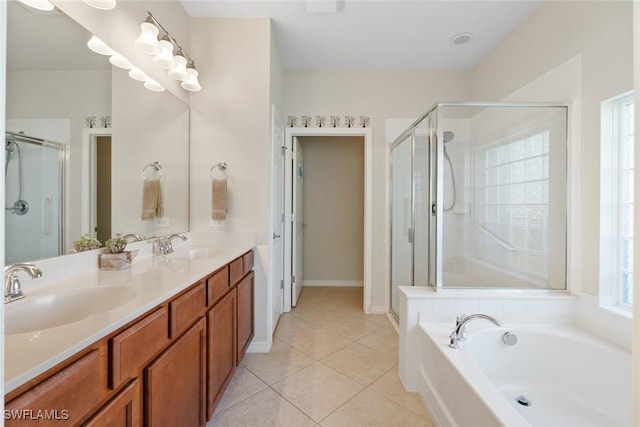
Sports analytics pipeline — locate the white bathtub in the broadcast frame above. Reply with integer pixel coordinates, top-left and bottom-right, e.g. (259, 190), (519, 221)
(417, 321), (631, 427)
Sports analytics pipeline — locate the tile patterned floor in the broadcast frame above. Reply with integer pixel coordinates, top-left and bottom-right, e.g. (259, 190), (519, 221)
(207, 286), (434, 427)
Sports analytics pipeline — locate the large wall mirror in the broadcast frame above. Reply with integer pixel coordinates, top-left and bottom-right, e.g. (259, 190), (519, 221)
(5, 0), (190, 264)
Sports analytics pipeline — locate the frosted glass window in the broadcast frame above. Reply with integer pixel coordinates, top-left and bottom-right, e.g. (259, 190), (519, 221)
(600, 92), (634, 310)
(474, 130), (550, 279)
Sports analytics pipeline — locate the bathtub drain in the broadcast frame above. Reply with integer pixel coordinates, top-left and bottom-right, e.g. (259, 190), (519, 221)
(516, 395), (532, 407)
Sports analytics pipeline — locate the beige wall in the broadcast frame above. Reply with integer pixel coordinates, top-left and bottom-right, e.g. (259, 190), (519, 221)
(111, 68), (189, 237)
(284, 70), (470, 309)
(189, 17), (273, 346)
(469, 0), (633, 297)
(298, 136), (364, 284)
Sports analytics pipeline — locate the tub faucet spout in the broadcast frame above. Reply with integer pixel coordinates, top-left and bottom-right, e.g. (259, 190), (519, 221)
(449, 313), (502, 349)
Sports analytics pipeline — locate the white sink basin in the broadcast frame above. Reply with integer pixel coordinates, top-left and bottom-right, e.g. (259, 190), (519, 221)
(5, 286), (137, 335)
(171, 247), (223, 260)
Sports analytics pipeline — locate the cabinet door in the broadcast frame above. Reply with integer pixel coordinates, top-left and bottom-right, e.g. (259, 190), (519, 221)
(236, 272), (254, 361)
(6, 348), (105, 427)
(83, 379), (140, 427)
(145, 318), (206, 427)
(206, 289), (236, 419)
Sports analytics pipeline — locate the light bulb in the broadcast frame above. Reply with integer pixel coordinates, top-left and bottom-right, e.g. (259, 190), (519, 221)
(81, 0), (116, 10)
(17, 0), (54, 11)
(128, 67), (150, 82)
(87, 35), (114, 56)
(181, 67), (201, 92)
(109, 53), (133, 70)
(153, 37), (175, 69)
(168, 54), (188, 81)
(144, 79), (166, 92)
(135, 21), (160, 55)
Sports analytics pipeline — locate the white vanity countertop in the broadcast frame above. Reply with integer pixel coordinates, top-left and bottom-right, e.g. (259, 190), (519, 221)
(5, 234), (255, 394)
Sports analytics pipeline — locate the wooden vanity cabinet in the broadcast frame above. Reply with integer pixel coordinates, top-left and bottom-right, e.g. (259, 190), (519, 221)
(145, 318), (207, 427)
(236, 271), (254, 361)
(206, 289), (236, 419)
(5, 347), (108, 427)
(5, 250), (254, 427)
(83, 379), (140, 427)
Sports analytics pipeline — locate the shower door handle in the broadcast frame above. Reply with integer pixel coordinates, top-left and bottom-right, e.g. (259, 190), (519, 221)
(431, 203), (437, 215)
(408, 227), (413, 243)
(42, 197), (52, 237)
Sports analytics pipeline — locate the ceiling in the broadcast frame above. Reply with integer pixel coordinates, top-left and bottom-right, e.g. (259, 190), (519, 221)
(179, 0), (542, 70)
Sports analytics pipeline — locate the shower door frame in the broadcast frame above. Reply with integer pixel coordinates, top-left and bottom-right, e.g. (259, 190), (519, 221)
(389, 102), (571, 301)
(5, 131), (67, 259)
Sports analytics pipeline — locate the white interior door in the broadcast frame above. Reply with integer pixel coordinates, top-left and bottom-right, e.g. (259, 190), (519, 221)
(270, 109), (285, 332)
(292, 137), (304, 306)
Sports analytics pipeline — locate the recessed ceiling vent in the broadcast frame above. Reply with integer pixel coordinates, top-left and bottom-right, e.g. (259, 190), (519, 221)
(450, 32), (473, 45)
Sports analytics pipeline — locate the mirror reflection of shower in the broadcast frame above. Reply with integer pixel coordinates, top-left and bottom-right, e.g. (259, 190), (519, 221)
(4, 131), (65, 264)
(5, 136), (29, 215)
(443, 130), (456, 212)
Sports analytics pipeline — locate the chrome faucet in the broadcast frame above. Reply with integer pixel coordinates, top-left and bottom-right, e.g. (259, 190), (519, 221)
(449, 313), (502, 349)
(122, 233), (144, 242)
(153, 233), (187, 255)
(4, 263), (42, 304)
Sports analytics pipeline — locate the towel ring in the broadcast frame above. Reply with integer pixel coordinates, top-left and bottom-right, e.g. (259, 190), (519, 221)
(210, 162), (229, 180)
(142, 161), (163, 179)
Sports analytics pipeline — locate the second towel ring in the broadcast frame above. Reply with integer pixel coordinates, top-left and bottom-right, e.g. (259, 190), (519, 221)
(142, 161), (163, 179)
(210, 162), (229, 180)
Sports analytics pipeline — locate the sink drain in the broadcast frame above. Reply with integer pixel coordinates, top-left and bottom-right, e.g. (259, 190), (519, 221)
(516, 395), (532, 407)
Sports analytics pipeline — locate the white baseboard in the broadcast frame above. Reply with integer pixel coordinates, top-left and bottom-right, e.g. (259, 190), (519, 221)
(303, 280), (363, 287)
(246, 340), (272, 353)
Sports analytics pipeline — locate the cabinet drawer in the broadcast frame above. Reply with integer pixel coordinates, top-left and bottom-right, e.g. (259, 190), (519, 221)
(170, 282), (206, 338)
(110, 307), (169, 388)
(242, 251), (254, 276)
(207, 267), (229, 306)
(83, 378), (140, 427)
(229, 257), (243, 285)
(6, 349), (104, 426)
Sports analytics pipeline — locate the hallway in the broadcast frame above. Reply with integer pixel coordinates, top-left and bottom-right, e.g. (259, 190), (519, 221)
(207, 286), (433, 426)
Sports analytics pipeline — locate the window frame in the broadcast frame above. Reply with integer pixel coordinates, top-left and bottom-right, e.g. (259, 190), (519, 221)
(600, 91), (634, 311)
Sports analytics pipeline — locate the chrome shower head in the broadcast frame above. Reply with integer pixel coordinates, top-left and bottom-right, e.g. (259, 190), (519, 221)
(443, 131), (455, 144)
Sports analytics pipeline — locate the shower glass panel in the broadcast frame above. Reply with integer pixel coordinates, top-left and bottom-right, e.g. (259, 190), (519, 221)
(390, 134), (413, 318)
(5, 132), (65, 264)
(389, 102), (569, 302)
(439, 105), (567, 289)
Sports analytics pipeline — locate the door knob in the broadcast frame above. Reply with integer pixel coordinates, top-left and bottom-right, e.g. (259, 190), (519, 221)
(302, 223), (308, 229)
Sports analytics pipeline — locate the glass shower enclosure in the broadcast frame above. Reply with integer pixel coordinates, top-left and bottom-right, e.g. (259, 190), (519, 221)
(390, 103), (569, 319)
(5, 131), (65, 264)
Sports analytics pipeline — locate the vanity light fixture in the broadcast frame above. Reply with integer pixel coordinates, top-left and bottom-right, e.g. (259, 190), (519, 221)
(153, 34), (176, 69)
(109, 52), (134, 70)
(86, 34), (164, 93)
(81, 0), (116, 10)
(168, 50), (188, 81)
(135, 11), (201, 92)
(144, 79), (166, 92)
(129, 67), (150, 82)
(87, 35), (115, 56)
(17, 0), (54, 11)
(181, 61), (201, 92)
(135, 16), (160, 55)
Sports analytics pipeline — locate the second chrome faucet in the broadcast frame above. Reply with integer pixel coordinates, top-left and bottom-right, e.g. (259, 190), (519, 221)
(152, 233), (187, 255)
